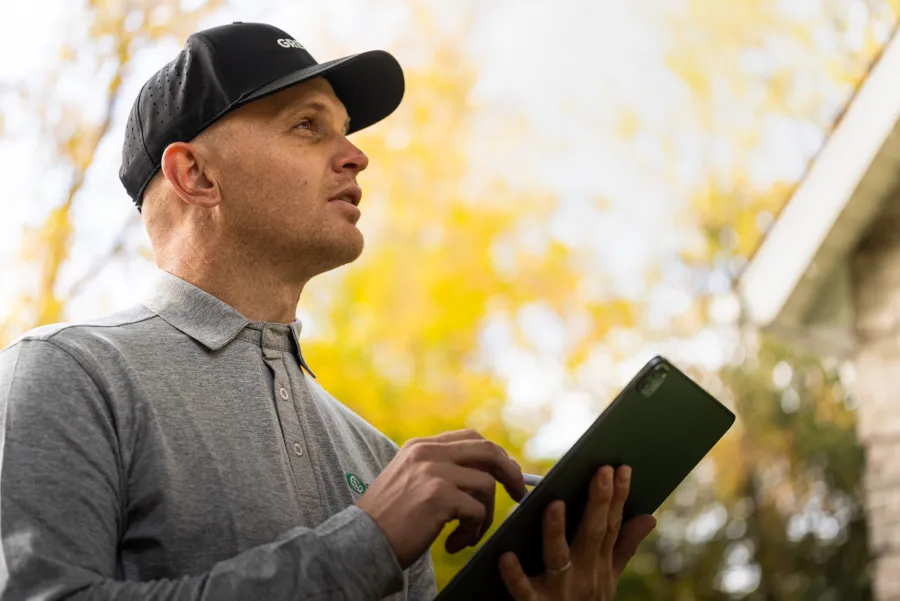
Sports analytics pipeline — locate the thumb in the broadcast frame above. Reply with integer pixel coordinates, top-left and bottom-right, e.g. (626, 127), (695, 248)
(612, 515), (656, 576)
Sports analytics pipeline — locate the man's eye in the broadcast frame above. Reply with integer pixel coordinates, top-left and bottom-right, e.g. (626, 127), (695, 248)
(295, 118), (314, 131)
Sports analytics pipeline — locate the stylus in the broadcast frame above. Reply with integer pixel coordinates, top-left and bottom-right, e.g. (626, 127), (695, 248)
(523, 473), (543, 487)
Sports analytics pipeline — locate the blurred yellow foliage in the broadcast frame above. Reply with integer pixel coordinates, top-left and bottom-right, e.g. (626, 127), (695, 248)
(0, 0), (222, 346)
(1, 1), (895, 597)
(303, 37), (636, 587)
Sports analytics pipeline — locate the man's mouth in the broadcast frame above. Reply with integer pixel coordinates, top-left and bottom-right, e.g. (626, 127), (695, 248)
(328, 186), (362, 207)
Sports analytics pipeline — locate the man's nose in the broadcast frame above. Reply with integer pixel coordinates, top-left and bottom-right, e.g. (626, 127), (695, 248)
(336, 138), (369, 174)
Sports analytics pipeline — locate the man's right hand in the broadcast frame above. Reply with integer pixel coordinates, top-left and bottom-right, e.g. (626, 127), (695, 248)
(356, 429), (528, 569)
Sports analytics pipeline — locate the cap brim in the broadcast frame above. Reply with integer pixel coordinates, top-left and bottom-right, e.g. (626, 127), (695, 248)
(242, 50), (404, 134)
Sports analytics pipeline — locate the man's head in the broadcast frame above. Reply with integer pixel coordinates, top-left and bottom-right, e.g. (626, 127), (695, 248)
(120, 23), (404, 283)
(142, 77), (370, 279)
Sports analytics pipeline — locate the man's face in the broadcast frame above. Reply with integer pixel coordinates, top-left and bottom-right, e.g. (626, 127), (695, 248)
(211, 77), (370, 278)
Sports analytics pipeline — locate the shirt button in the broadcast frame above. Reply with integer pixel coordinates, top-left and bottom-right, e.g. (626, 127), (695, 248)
(279, 387), (289, 400)
(293, 442), (304, 457)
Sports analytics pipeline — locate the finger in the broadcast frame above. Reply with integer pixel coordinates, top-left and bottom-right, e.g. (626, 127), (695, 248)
(426, 429), (522, 475)
(499, 553), (538, 601)
(477, 484), (496, 539)
(612, 515), (657, 576)
(441, 463), (497, 497)
(443, 463), (497, 536)
(441, 465), (497, 550)
(401, 429), (487, 453)
(599, 466), (632, 559)
(445, 522), (479, 554)
(437, 431), (522, 472)
(443, 439), (527, 501)
(428, 429), (489, 443)
(572, 466), (614, 559)
(444, 489), (489, 554)
(542, 500), (570, 573)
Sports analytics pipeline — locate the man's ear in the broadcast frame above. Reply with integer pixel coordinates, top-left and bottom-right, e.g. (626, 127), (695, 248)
(159, 142), (220, 209)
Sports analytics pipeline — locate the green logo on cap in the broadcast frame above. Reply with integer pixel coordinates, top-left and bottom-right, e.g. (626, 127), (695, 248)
(346, 472), (368, 495)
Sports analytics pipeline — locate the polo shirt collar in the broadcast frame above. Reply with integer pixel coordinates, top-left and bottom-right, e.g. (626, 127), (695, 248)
(141, 270), (253, 351)
(141, 272), (315, 378)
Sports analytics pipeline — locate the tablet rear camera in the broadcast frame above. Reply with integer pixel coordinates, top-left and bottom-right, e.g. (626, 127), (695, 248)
(639, 364), (669, 398)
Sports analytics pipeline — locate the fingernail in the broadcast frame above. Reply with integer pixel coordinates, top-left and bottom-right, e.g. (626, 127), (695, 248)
(554, 502), (565, 521)
(619, 466), (632, 484)
(602, 466), (613, 484)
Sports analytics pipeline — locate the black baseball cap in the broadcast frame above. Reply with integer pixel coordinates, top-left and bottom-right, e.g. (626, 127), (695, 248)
(119, 22), (405, 210)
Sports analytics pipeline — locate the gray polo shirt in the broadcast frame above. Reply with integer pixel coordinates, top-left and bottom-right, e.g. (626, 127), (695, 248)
(0, 270), (437, 600)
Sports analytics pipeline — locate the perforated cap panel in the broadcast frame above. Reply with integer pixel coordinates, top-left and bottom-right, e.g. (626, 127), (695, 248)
(119, 22), (404, 210)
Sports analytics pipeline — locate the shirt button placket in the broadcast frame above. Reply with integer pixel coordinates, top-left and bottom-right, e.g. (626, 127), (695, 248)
(262, 326), (316, 503)
(272, 378), (305, 463)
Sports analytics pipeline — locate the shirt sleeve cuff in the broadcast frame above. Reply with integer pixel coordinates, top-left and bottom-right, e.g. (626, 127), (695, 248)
(316, 505), (405, 598)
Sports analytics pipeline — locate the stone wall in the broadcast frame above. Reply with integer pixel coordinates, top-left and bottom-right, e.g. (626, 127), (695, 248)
(853, 195), (900, 601)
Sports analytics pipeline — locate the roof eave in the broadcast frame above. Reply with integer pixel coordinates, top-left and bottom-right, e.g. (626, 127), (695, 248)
(738, 31), (900, 356)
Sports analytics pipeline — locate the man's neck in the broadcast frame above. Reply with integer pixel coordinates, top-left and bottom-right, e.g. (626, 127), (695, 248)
(161, 261), (305, 324)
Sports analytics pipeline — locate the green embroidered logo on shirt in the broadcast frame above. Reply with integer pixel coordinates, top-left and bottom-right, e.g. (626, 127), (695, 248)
(345, 472), (368, 495)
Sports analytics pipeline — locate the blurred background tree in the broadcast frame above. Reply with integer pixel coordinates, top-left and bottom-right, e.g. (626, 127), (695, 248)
(1, 0), (897, 598)
(614, 1), (890, 599)
(0, 0), (223, 345)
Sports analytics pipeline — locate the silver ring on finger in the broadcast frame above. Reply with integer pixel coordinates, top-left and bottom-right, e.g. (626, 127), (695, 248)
(546, 560), (572, 576)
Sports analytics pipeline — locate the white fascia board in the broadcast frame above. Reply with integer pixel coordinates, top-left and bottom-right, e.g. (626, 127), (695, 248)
(739, 33), (900, 327)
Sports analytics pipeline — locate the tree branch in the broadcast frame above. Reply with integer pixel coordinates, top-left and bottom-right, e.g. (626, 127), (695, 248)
(33, 30), (132, 326)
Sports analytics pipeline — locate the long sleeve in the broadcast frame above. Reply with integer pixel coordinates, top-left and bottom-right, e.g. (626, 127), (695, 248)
(406, 549), (438, 601)
(0, 339), (404, 601)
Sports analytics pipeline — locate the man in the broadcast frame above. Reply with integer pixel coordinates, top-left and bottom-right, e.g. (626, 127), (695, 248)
(0, 22), (655, 600)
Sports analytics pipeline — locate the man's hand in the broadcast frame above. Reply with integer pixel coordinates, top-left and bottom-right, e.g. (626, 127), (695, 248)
(498, 466), (656, 601)
(356, 429), (527, 569)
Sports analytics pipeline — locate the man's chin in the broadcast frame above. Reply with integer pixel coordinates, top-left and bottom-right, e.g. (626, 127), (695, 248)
(307, 232), (365, 277)
(337, 226), (365, 262)
(336, 235), (365, 265)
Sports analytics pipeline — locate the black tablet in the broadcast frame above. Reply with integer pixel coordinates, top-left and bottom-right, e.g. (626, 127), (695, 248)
(435, 356), (735, 601)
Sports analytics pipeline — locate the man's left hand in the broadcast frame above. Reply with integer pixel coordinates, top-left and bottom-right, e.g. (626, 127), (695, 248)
(499, 466), (656, 601)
